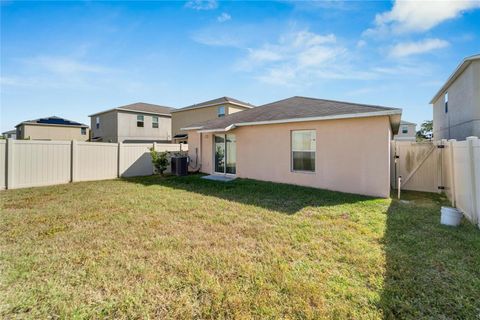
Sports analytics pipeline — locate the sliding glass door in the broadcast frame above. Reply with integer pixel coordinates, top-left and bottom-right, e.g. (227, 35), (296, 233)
(214, 134), (236, 175)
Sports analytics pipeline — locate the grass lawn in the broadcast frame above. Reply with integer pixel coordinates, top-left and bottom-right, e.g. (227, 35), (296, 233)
(1, 175), (479, 319)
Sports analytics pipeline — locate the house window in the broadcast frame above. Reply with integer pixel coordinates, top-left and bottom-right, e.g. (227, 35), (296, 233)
(81, 128), (86, 135)
(218, 106), (225, 118)
(96, 117), (100, 129)
(291, 130), (316, 172)
(445, 92), (448, 113)
(402, 126), (408, 134)
(152, 116), (159, 128)
(137, 115), (144, 127)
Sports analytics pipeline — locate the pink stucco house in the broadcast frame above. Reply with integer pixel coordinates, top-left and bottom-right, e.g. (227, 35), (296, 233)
(183, 96), (402, 198)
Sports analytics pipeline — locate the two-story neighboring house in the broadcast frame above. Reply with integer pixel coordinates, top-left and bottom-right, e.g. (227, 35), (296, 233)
(393, 120), (416, 141)
(171, 97), (254, 143)
(430, 54), (480, 140)
(89, 102), (174, 143)
(15, 116), (89, 141)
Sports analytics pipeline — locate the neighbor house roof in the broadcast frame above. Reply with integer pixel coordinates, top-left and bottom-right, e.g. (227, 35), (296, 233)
(89, 102), (175, 117)
(182, 96), (402, 133)
(430, 54), (480, 104)
(400, 120), (416, 125)
(15, 116), (88, 128)
(171, 96), (255, 113)
(2, 129), (16, 135)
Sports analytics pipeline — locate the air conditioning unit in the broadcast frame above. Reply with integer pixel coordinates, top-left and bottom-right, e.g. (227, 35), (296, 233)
(171, 156), (188, 176)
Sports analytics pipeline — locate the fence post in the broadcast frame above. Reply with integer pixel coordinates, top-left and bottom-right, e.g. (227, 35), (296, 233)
(466, 136), (479, 225)
(117, 142), (123, 178)
(71, 140), (78, 182)
(448, 139), (456, 207)
(6, 138), (14, 189)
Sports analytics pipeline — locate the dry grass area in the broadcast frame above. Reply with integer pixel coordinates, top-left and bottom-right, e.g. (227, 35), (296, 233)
(1, 175), (479, 319)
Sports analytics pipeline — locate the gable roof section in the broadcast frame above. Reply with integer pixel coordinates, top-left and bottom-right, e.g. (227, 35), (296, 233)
(430, 54), (480, 104)
(400, 120), (416, 125)
(182, 96), (402, 133)
(16, 116), (88, 128)
(89, 102), (175, 117)
(171, 96), (255, 113)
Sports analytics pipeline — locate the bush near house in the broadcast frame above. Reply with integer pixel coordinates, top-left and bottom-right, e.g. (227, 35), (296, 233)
(1, 175), (479, 319)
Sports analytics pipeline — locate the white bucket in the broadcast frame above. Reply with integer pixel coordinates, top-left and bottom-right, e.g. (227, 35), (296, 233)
(440, 207), (462, 226)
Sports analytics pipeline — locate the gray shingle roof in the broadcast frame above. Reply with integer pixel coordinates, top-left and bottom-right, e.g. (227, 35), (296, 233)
(117, 102), (175, 114)
(16, 116), (88, 128)
(89, 102), (175, 117)
(171, 96), (254, 113)
(400, 120), (416, 125)
(183, 96), (401, 131)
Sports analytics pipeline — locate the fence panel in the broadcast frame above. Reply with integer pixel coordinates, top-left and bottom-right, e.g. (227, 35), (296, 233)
(120, 143), (154, 177)
(11, 140), (71, 189)
(0, 140), (5, 189)
(75, 142), (119, 182)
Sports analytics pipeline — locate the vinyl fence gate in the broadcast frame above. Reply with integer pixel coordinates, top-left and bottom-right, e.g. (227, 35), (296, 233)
(391, 140), (443, 193)
(391, 137), (480, 227)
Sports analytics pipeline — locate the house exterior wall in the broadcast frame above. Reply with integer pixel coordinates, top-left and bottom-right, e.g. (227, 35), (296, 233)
(188, 116), (392, 198)
(117, 111), (171, 143)
(432, 60), (480, 140)
(90, 110), (118, 142)
(90, 110), (171, 143)
(394, 123), (416, 141)
(17, 124), (89, 141)
(171, 104), (250, 138)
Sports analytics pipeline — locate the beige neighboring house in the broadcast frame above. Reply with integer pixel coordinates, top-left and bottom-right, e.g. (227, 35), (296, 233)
(171, 97), (254, 143)
(2, 130), (16, 139)
(89, 102), (174, 143)
(430, 54), (480, 140)
(184, 96), (401, 198)
(394, 120), (416, 141)
(15, 116), (89, 141)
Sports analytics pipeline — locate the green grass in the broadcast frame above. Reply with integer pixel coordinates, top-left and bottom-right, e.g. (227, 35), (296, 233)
(1, 174), (479, 319)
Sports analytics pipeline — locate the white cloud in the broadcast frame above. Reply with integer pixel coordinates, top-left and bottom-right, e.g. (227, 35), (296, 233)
(217, 12), (231, 22)
(365, 0), (480, 35)
(25, 56), (111, 75)
(356, 40), (367, 48)
(185, 0), (217, 10)
(236, 30), (372, 85)
(389, 38), (449, 58)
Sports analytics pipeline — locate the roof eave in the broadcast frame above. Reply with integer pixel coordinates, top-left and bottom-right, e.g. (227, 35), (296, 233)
(193, 109), (402, 133)
(429, 54), (480, 104)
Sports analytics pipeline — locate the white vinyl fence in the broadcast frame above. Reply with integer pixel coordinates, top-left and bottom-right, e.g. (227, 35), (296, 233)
(0, 139), (187, 190)
(392, 136), (480, 228)
(442, 137), (480, 227)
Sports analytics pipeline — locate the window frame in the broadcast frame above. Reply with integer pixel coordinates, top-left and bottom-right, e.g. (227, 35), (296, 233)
(218, 106), (225, 118)
(445, 92), (448, 113)
(291, 129), (316, 173)
(402, 126), (408, 134)
(81, 127), (87, 135)
(137, 115), (144, 127)
(152, 116), (159, 128)
(96, 116), (100, 129)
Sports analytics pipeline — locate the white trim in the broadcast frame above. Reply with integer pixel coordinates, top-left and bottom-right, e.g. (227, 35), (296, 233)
(170, 101), (253, 113)
(181, 126), (203, 131)
(430, 54), (480, 104)
(195, 109), (402, 132)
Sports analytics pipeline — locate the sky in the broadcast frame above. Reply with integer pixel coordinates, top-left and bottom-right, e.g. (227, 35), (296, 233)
(1, 0), (480, 132)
